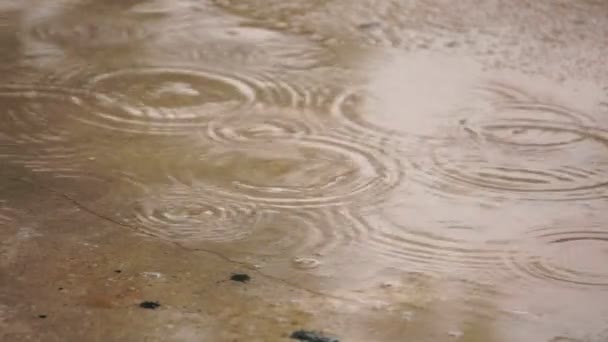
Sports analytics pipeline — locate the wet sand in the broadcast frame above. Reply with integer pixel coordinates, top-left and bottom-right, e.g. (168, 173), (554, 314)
(1, 1), (608, 341)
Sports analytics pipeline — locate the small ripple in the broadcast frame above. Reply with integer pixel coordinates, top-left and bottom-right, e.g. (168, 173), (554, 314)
(157, 21), (333, 71)
(126, 182), (368, 262)
(223, 208), (368, 264)
(329, 86), (375, 137)
(462, 85), (598, 149)
(0, 202), (19, 226)
(162, 136), (402, 209)
(0, 84), (81, 139)
(406, 83), (608, 202)
(414, 126), (608, 202)
(205, 106), (329, 143)
(506, 228), (608, 288)
(80, 66), (323, 135)
(357, 211), (505, 274)
(326, 52), (484, 141)
(29, 20), (152, 48)
(23, 1), (156, 49)
(0, 84), (116, 174)
(131, 183), (260, 244)
(212, 0), (326, 24)
(327, 60), (602, 149)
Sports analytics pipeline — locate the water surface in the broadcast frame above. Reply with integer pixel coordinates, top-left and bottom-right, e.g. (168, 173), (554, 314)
(1, 1), (608, 341)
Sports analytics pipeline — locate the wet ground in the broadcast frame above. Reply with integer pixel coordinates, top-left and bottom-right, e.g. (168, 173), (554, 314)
(1, 1), (608, 341)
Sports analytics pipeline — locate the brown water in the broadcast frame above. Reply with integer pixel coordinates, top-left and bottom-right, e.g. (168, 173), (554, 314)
(1, 1), (608, 341)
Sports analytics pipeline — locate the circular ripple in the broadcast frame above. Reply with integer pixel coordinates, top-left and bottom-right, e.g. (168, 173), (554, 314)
(0, 84), (85, 140)
(461, 90), (598, 149)
(82, 66), (322, 135)
(406, 83), (608, 202)
(156, 18), (334, 71)
(132, 183), (259, 244)
(222, 208), (368, 264)
(329, 80), (601, 144)
(326, 54), (487, 141)
(205, 106), (329, 143)
(507, 229), (608, 288)
(421, 125), (608, 202)
(357, 211), (505, 274)
(0, 84), (122, 175)
(329, 86), (389, 137)
(164, 136), (401, 209)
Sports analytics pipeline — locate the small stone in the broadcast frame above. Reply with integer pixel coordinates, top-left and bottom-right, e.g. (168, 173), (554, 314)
(139, 301), (161, 309)
(357, 22), (381, 30)
(230, 273), (251, 283)
(290, 330), (339, 342)
(380, 282), (395, 288)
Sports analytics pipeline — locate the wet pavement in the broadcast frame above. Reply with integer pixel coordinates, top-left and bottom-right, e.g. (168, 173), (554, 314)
(1, 1), (608, 341)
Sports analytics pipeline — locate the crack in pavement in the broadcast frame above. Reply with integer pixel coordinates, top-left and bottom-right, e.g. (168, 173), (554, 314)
(10, 176), (354, 304)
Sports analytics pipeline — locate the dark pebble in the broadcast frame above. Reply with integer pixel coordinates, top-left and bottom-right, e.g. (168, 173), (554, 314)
(357, 22), (381, 30)
(230, 273), (251, 283)
(139, 301), (161, 309)
(38, 315), (47, 319)
(290, 330), (339, 342)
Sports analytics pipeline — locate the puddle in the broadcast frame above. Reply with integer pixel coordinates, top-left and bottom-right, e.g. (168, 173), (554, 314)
(2, 0), (608, 341)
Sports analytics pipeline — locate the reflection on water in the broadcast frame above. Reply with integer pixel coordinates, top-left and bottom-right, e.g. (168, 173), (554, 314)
(1, 0), (608, 341)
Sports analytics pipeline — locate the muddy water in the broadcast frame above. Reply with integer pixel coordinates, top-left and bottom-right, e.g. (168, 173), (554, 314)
(1, 1), (608, 341)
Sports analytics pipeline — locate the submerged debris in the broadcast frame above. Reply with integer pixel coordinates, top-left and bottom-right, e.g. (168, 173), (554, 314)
(230, 273), (251, 283)
(290, 330), (339, 342)
(139, 301), (161, 309)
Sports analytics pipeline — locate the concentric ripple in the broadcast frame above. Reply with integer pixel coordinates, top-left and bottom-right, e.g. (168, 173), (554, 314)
(329, 86), (375, 136)
(0, 84), (86, 141)
(0, 83), (119, 173)
(506, 228), (608, 288)
(205, 106), (329, 143)
(131, 183), (260, 244)
(155, 17), (334, 71)
(462, 85), (598, 149)
(424, 126), (608, 202)
(326, 53), (486, 141)
(222, 207), (368, 263)
(159, 136), (401, 209)
(80, 66), (323, 135)
(356, 210), (505, 274)
(406, 82), (608, 202)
